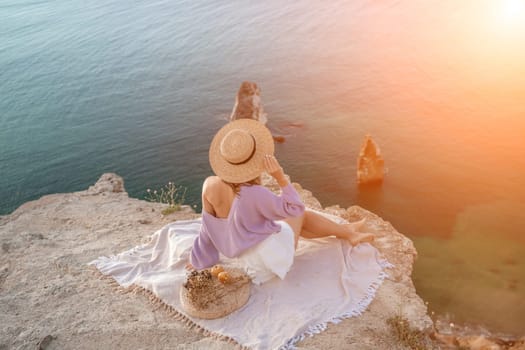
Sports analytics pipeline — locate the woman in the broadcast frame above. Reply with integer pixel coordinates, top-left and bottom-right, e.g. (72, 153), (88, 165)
(189, 119), (374, 284)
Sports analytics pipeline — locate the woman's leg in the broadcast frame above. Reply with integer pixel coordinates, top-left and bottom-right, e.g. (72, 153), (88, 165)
(299, 210), (374, 246)
(283, 215), (304, 249)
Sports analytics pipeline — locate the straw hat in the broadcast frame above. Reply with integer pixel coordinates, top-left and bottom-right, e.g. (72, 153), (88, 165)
(209, 119), (274, 183)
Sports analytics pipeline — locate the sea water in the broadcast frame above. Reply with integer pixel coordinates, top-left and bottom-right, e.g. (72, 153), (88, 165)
(1, 0), (524, 336)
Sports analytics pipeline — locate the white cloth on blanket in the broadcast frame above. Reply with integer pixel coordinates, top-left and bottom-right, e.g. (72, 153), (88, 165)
(90, 214), (391, 350)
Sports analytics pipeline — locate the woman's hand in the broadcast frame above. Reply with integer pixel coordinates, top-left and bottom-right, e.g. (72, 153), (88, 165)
(264, 154), (288, 187)
(185, 263), (195, 271)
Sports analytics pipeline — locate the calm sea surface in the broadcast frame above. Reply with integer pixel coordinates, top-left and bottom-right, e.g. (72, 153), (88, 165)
(1, 0), (524, 336)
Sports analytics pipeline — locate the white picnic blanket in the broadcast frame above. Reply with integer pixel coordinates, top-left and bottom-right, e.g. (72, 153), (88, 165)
(90, 216), (390, 350)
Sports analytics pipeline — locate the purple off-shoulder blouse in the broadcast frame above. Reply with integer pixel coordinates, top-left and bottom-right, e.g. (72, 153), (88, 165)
(189, 183), (305, 269)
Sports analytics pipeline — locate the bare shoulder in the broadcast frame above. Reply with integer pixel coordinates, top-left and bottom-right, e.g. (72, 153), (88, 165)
(203, 176), (225, 189)
(202, 177), (235, 216)
(202, 176), (230, 196)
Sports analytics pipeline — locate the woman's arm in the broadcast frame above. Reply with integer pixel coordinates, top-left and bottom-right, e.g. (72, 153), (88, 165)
(189, 227), (219, 270)
(247, 155), (305, 220)
(251, 183), (305, 220)
(264, 154), (288, 187)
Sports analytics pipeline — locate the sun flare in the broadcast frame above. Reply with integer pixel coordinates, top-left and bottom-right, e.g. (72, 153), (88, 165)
(501, 0), (525, 24)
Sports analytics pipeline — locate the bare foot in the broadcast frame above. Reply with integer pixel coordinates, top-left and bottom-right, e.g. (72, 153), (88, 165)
(341, 224), (375, 245)
(349, 232), (375, 246)
(349, 218), (366, 232)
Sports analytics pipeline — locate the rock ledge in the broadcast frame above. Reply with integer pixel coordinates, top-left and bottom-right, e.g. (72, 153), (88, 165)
(1, 173), (432, 350)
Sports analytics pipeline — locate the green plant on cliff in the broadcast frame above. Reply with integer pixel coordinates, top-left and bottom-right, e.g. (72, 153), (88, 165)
(145, 182), (187, 215)
(387, 315), (437, 350)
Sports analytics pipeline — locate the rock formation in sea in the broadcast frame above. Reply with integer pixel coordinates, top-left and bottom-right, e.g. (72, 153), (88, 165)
(229, 81), (268, 124)
(0, 173), (442, 349)
(357, 134), (385, 185)
(229, 81), (286, 143)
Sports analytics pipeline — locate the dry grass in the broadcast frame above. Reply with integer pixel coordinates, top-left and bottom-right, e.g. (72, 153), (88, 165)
(387, 315), (437, 350)
(145, 182), (186, 215)
(161, 205), (182, 216)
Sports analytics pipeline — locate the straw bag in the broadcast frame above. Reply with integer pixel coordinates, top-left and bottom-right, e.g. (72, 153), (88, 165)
(180, 267), (251, 319)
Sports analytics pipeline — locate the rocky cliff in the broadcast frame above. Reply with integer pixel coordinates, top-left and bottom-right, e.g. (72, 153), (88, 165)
(0, 173), (433, 350)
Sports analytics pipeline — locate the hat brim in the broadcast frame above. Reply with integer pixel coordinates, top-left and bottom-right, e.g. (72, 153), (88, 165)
(209, 119), (274, 183)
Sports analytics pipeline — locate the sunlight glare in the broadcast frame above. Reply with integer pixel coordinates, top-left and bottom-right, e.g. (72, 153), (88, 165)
(501, 0), (525, 24)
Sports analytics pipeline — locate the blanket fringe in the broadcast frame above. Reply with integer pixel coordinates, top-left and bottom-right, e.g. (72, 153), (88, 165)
(279, 258), (394, 350)
(90, 257), (394, 350)
(90, 266), (251, 350)
(89, 266), (130, 293)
